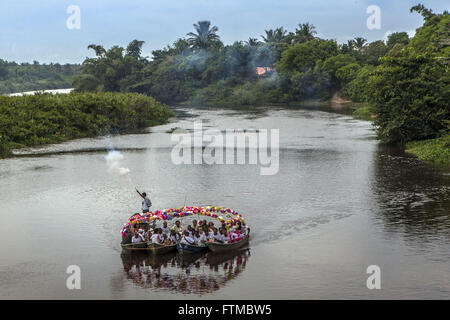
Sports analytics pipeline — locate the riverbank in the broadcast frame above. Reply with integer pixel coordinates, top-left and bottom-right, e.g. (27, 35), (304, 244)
(405, 135), (450, 165)
(0, 92), (174, 158)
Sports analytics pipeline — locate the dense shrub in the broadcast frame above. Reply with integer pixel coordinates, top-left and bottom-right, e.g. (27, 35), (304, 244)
(0, 92), (173, 157)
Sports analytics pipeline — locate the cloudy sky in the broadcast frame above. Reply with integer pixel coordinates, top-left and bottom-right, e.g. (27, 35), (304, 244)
(0, 0), (448, 64)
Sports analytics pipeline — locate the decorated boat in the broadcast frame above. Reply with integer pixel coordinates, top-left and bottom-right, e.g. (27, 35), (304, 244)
(207, 233), (250, 253)
(147, 242), (177, 254)
(176, 242), (208, 254)
(120, 205), (249, 254)
(120, 241), (149, 252)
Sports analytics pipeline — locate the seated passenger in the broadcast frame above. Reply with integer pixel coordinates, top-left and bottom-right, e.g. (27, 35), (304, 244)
(181, 231), (195, 245)
(169, 229), (180, 244)
(201, 220), (209, 233)
(217, 229), (228, 243)
(151, 228), (163, 244)
(192, 219), (198, 230)
(212, 228), (222, 242)
(187, 225), (194, 237)
(196, 229), (207, 244)
(132, 232), (144, 243)
(161, 221), (170, 236)
(174, 220), (184, 234)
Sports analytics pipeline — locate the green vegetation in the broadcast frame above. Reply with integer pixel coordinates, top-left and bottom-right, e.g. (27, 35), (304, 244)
(0, 60), (79, 94)
(352, 104), (373, 121)
(70, 4), (448, 164)
(368, 6), (449, 145)
(73, 21), (392, 106)
(0, 92), (173, 157)
(406, 135), (450, 164)
(0, 4), (447, 164)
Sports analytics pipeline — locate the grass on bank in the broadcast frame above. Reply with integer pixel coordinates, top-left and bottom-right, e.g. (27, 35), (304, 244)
(351, 103), (373, 121)
(0, 92), (174, 158)
(405, 135), (450, 164)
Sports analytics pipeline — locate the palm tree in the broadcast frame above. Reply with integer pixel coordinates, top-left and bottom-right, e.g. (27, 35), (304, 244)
(187, 21), (221, 50)
(293, 23), (317, 43)
(353, 37), (367, 52)
(261, 27), (287, 43)
(245, 37), (261, 47)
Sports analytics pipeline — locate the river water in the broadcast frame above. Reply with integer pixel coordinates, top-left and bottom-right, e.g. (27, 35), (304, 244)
(0, 106), (449, 299)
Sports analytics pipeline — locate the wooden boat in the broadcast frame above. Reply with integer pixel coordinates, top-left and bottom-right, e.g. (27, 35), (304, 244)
(121, 241), (177, 254)
(147, 242), (177, 254)
(177, 242), (208, 254)
(121, 241), (149, 252)
(207, 236), (249, 253)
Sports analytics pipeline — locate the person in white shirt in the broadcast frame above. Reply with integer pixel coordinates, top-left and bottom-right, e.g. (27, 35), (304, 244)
(207, 228), (215, 240)
(151, 229), (163, 244)
(195, 230), (207, 244)
(169, 229), (180, 244)
(135, 188), (152, 213)
(186, 226), (194, 238)
(217, 229), (229, 243)
(161, 221), (170, 236)
(132, 232), (144, 243)
(212, 228), (222, 242)
(181, 231), (195, 245)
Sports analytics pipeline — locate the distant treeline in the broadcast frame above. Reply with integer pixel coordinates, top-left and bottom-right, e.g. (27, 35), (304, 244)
(73, 4), (449, 145)
(0, 92), (173, 157)
(0, 60), (80, 94)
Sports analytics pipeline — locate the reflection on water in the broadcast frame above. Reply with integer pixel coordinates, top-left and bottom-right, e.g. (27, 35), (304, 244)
(120, 249), (250, 295)
(1, 106), (449, 299)
(372, 145), (450, 243)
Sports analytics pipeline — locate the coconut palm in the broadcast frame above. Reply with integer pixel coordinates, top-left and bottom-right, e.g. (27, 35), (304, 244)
(293, 23), (317, 43)
(261, 27), (288, 43)
(245, 37), (261, 47)
(187, 21), (221, 50)
(353, 37), (367, 51)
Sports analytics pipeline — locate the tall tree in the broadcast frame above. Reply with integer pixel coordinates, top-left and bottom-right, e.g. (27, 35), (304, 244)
(292, 23), (317, 44)
(245, 37), (261, 47)
(353, 37), (367, 52)
(187, 21), (222, 50)
(126, 40), (145, 58)
(261, 27), (288, 43)
(410, 3), (435, 20)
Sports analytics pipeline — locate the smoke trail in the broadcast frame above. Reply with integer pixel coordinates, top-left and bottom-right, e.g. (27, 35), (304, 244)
(104, 150), (131, 176)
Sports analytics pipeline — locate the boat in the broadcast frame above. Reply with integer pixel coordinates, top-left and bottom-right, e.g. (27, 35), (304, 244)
(177, 243), (208, 254)
(120, 206), (250, 255)
(121, 241), (177, 254)
(207, 236), (249, 253)
(120, 241), (149, 253)
(147, 242), (177, 254)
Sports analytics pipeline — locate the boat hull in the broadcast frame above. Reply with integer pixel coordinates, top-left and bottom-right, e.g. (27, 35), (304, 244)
(121, 242), (177, 254)
(147, 243), (177, 254)
(121, 242), (149, 253)
(207, 237), (249, 253)
(177, 243), (208, 254)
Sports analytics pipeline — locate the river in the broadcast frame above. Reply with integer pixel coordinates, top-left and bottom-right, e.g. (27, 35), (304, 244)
(0, 106), (449, 299)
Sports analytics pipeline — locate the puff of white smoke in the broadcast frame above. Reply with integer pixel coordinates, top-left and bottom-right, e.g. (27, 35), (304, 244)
(105, 150), (130, 176)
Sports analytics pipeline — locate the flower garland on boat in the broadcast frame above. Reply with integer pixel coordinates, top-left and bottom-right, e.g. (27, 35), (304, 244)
(121, 206), (245, 237)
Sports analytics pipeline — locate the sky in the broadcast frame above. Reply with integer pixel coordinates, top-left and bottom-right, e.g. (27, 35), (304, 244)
(0, 0), (448, 64)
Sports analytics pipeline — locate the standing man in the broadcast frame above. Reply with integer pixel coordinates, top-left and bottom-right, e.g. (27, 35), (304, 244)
(135, 187), (152, 213)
